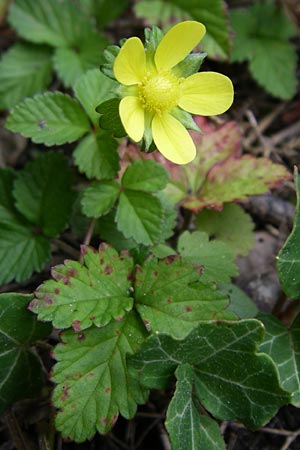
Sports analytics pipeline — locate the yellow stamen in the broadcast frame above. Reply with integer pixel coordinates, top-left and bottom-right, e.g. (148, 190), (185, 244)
(139, 72), (181, 115)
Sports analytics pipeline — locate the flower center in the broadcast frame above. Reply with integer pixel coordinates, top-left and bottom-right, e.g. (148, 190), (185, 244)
(139, 72), (181, 115)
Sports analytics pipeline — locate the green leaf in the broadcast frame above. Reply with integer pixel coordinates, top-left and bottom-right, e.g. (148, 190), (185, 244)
(97, 211), (138, 252)
(0, 168), (19, 224)
(259, 313), (300, 406)
(8, 0), (94, 47)
(13, 152), (74, 237)
(0, 293), (51, 414)
(122, 160), (169, 192)
(166, 364), (226, 450)
(5, 92), (90, 145)
(53, 31), (108, 88)
(97, 98), (126, 138)
(30, 244), (134, 330)
(116, 190), (163, 246)
(129, 320), (291, 428)
(0, 43), (52, 110)
(195, 203), (255, 256)
(219, 283), (258, 319)
(82, 181), (120, 218)
(52, 311), (148, 441)
(86, 0), (129, 27)
(135, 0), (190, 28)
(73, 130), (120, 180)
(134, 256), (232, 338)
(74, 69), (118, 125)
(178, 231), (238, 283)
(277, 168), (300, 299)
(155, 191), (177, 242)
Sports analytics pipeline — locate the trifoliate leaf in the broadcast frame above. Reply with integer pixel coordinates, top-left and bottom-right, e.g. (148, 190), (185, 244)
(97, 211), (138, 252)
(5, 92), (90, 145)
(0, 293), (51, 414)
(96, 98), (126, 138)
(74, 69), (118, 125)
(135, 0), (190, 29)
(80, 0), (129, 27)
(166, 364), (226, 450)
(116, 190), (164, 246)
(82, 181), (120, 218)
(53, 31), (108, 88)
(259, 313), (300, 406)
(121, 160), (169, 192)
(178, 231), (238, 283)
(195, 203), (255, 256)
(73, 130), (120, 180)
(0, 43), (52, 110)
(277, 168), (300, 299)
(134, 256), (232, 339)
(13, 152), (75, 237)
(30, 244), (134, 330)
(219, 283), (258, 320)
(52, 311), (148, 441)
(129, 320), (291, 428)
(0, 168), (19, 224)
(8, 0), (93, 47)
(155, 191), (177, 242)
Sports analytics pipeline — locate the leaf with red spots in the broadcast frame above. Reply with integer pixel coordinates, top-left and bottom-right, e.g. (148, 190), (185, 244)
(134, 256), (234, 339)
(30, 244), (134, 330)
(52, 311), (148, 441)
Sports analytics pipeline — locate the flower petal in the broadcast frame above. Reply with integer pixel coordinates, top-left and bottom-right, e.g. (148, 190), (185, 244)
(114, 37), (146, 85)
(152, 113), (196, 164)
(179, 72), (234, 115)
(119, 96), (145, 142)
(155, 21), (206, 71)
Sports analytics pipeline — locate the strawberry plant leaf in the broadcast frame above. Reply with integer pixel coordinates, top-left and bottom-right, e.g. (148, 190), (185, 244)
(0, 293), (51, 414)
(122, 160), (169, 193)
(166, 364), (226, 450)
(277, 168), (300, 299)
(259, 313), (300, 406)
(178, 231), (238, 283)
(219, 283), (258, 320)
(134, 256), (233, 338)
(129, 320), (291, 428)
(30, 244), (134, 330)
(0, 43), (52, 110)
(0, 168), (19, 224)
(73, 130), (120, 180)
(82, 181), (120, 218)
(52, 311), (148, 441)
(13, 152), (75, 237)
(5, 92), (90, 145)
(96, 98), (126, 138)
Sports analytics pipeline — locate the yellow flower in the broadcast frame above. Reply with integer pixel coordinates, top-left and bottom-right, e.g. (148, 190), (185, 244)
(113, 21), (234, 165)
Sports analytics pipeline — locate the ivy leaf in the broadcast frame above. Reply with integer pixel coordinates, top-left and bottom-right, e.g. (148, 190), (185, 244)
(74, 69), (118, 125)
(129, 320), (291, 428)
(277, 168), (300, 299)
(195, 203), (255, 256)
(134, 256), (232, 338)
(5, 92), (90, 145)
(116, 191), (163, 246)
(178, 231), (238, 283)
(13, 152), (75, 237)
(73, 130), (120, 180)
(52, 311), (148, 441)
(96, 98), (126, 138)
(122, 160), (169, 192)
(166, 364), (226, 450)
(82, 181), (120, 218)
(30, 244), (134, 330)
(0, 293), (51, 414)
(259, 313), (300, 406)
(0, 43), (52, 110)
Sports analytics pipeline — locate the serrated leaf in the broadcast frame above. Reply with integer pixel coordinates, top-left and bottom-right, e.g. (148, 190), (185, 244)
(122, 160), (169, 192)
(30, 244), (134, 330)
(195, 203), (255, 256)
(166, 364), (226, 450)
(52, 311), (148, 441)
(0, 168), (19, 224)
(85, 0), (129, 27)
(5, 92), (90, 145)
(97, 211), (138, 252)
(82, 181), (120, 218)
(277, 168), (300, 299)
(129, 320), (291, 428)
(8, 0), (94, 47)
(178, 231), (238, 283)
(219, 283), (258, 320)
(0, 293), (51, 414)
(13, 152), (74, 237)
(155, 191), (177, 242)
(116, 190), (163, 245)
(0, 43), (52, 110)
(73, 130), (120, 180)
(134, 256), (232, 338)
(259, 313), (300, 406)
(135, 0), (190, 28)
(74, 69), (118, 125)
(97, 98), (126, 138)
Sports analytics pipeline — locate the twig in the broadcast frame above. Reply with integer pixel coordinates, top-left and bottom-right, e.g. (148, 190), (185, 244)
(271, 120), (300, 146)
(52, 239), (80, 260)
